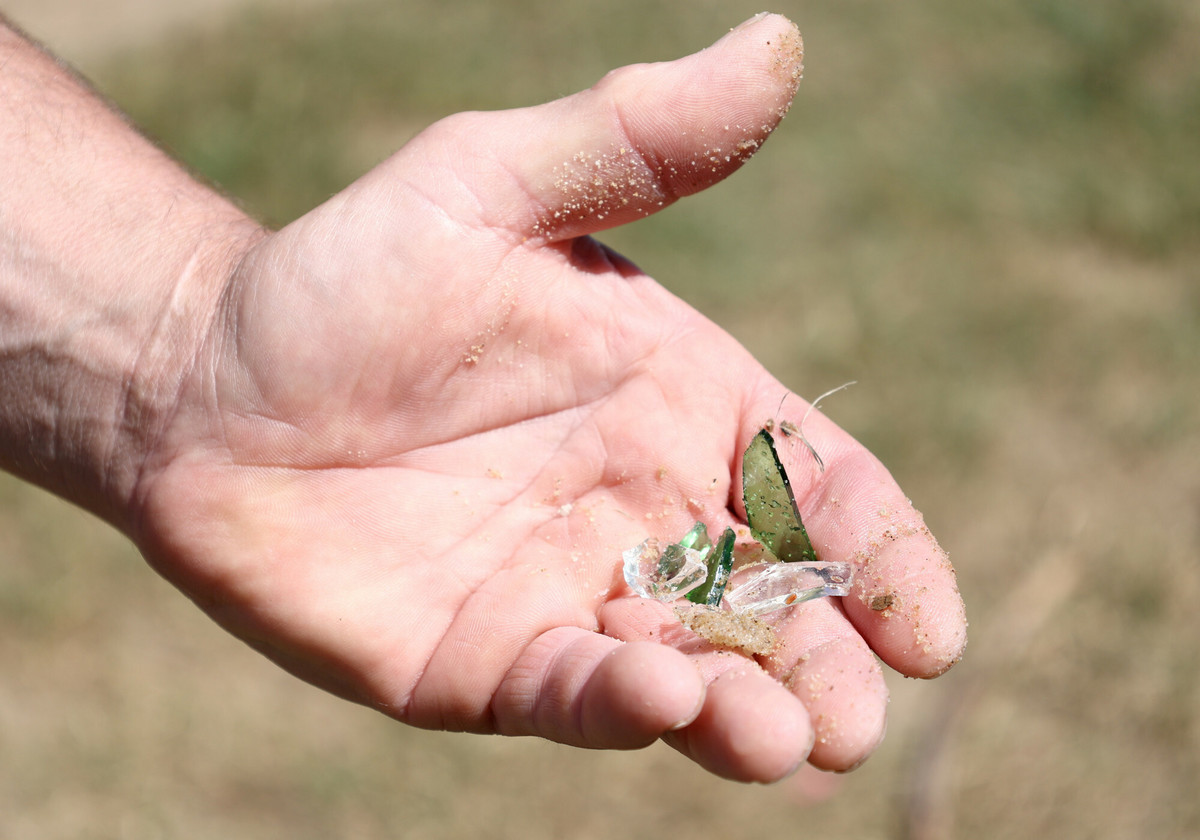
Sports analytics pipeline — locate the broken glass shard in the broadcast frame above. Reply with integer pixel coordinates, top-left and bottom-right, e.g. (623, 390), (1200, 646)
(742, 429), (818, 564)
(622, 535), (709, 601)
(623, 428), (854, 629)
(720, 560), (855, 617)
(676, 521), (711, 554)
(685, 527), (736, 607)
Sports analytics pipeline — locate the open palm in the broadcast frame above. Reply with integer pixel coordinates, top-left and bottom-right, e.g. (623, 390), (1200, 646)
(128, 15), (965, 783)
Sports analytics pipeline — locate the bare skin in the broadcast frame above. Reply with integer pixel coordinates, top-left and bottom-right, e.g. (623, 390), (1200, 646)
(0, 13), (966, 783)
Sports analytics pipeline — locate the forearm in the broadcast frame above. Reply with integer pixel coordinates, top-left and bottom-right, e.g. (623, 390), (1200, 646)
(0, 22), (260, 530)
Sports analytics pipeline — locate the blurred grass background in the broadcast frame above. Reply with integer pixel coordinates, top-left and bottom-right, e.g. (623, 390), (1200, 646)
(2, 0), (1198, 837)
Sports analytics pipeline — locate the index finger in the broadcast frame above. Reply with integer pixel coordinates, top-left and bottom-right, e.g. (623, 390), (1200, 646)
(739, 385), (967, 678)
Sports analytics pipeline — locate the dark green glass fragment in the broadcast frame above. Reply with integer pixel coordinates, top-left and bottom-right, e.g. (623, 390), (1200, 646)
(686, 527), (736, 606)
(742, 429), (818, 564)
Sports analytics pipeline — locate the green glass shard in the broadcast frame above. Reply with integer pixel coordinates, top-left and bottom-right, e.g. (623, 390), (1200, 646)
(685, 527), (736, 607)
(742, 429), (818, 564)
(677, 521), (710, 552)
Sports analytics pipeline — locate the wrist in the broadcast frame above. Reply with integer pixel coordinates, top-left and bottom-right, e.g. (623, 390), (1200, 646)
(107, 219), (265, 530)
(0, 23), (264, 531)
(0, 209), (263, 532)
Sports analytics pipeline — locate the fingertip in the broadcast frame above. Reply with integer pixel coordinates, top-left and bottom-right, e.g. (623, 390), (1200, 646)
(494, 628), (709, 751)
(716, 11), (804, 95)
(666, 670), (814, 784)
(847, 530), (969, 679)
(580, 641), (705, 748)
(899, 592), (969, 679)
(785, 637), (889, 771)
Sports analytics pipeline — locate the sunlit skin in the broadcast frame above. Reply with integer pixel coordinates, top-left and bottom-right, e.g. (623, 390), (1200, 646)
(0, 14), (966, 783)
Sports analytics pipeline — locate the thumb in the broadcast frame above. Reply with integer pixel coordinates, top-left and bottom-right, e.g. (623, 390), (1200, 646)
(392, 13), (803, 241)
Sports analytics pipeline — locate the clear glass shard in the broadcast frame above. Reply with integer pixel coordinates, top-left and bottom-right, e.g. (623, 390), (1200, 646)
(720, 560), (855, 616)
(622, 537), (709, 601)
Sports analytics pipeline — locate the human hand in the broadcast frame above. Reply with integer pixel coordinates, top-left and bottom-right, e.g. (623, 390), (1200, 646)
(129, 14), (966, 783)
